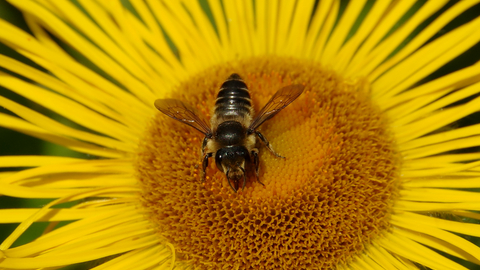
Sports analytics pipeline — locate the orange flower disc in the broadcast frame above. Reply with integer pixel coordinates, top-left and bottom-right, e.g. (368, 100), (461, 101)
(135, 57), (401, 269)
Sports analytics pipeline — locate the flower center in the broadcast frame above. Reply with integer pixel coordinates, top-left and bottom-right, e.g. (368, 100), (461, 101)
(135, 57), (401, 269)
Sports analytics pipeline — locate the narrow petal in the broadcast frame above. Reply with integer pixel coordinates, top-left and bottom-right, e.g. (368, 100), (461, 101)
(374, 15), (480, 100)
(344, 0), (419, 77)
(0, 204), (135, 223)
(400, 124), (480, 153)
(207, 0), (229, 52)
(394, 201), (480, 212)
(401, 160), (480, 177)
(333, 0), (393, 72)
(303, 0), (336, 58)
(368, 243), (413, 270)
(400, 188), (480, 202)
(320, 0), (368, 65)
(0, 72), (139, 144)
(395, 95), (480, 144)
(0, 113), (124, 158)
(0, 235), (158, 269)
(8, 0), (158, 105)
(368, 0), (480, 82)
(312, 0), (340, 61)
(403, 177), (480, 188)
(390, 81), (480, 127)
(77, 0), (162, 79)
(379, 231), (467, 270)
(0, 96), (134, 153)
(398, 212), (480, 237)
(393, 227), (480, 266)
(91, 245), (173, 270)
(0, 187), (141, 250)
(275, 0), (297, 55)
(223, 1), (255, 56)
(2, 204), (138, 246)
(43, 0), (160, 92)
(403, 153), (480, 171)
(183, 0), (226, 61)
(402, 136), (480, 160)
(0, 156), (82, 167)
(350, 252), (383, 270)
(0, 54), (147, 130)
(283, 0), (316, 56)
(1, 159), (133, 185)
(355, 0), (448, 78)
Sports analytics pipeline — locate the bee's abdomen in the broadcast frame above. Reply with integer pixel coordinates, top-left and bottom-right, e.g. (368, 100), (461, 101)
(214, 74), (252, 118)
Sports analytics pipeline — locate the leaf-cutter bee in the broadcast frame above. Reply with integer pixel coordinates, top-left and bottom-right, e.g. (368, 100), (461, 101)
(155, 73), (304, 192)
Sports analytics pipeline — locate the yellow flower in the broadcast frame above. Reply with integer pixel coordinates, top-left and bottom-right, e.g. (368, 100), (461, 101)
(1, 0), (480, 269)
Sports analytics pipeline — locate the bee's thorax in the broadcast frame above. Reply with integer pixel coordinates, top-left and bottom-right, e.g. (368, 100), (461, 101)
(215, 121), (246, 146)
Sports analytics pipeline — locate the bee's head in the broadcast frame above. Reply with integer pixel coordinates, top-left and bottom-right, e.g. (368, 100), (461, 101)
(215, 146), (250, 192)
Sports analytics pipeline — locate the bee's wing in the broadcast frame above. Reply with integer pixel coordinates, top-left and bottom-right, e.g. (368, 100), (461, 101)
(249, 84), (304, 131)
(154, 99), (212, 135)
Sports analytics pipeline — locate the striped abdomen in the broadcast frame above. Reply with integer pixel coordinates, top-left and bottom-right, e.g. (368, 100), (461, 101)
(214, 73), (253, 123)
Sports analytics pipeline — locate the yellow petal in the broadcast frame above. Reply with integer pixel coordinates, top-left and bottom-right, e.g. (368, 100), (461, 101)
(8, 0), (158, 105)
(401, 160), (480, 177)
(333, 0), (393, 72)
(0, 113), (124, 158)
(400, 188), (480, 202)
(0, 156), (81, 167)
(396, 97), (480, 144)
(402, 136), (480, 160)
(303, 0), (335, 57)
(0, 72), (138, 144)
(0, 96), (134, 153)
(90, 245), (172, 270)
(312, 0), (340, 61)
(357, 0), (448, 78)
(0, 204), (134, 223)
(393, 226), (480, 265)
(0, 187), (140, 250)
(394, 201), (480, 212)
(375, 15), (480, 101)
(321, 0), (367, 65)
(368, 243), (413, 270)
(0, 235), (158, 269)
(368, 0), (480, 81)
(403, 177), (480, 188)
(399, 212), (480, 237)
(379, 231), (467, 270)
(344, 0), (418, 77)
(0, 54), (148, 130)
(2, 159), (133, 185)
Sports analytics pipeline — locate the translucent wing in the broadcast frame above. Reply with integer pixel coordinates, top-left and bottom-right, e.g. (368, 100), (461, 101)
(154, 99), (212, 135)
(249, 84), (304, 131)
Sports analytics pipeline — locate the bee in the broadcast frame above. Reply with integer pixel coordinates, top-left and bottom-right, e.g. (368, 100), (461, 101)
(155, 73), (304, 192)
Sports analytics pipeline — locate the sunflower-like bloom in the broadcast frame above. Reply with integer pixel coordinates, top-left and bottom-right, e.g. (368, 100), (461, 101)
(1, 1), (480, 269)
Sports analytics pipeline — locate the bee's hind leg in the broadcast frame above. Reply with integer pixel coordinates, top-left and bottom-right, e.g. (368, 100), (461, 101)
(251, 148), (265, 186)
(255, 131), (285, 158)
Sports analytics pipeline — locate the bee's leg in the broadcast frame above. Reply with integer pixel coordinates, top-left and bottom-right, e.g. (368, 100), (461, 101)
(251, 148), (265, 186)
(201, 152), (213, 182)
(225, 168), (238, 193)
(201, 136), (209, 157)
(255, 131), (285, 158)
(240, 167), (247, 191)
